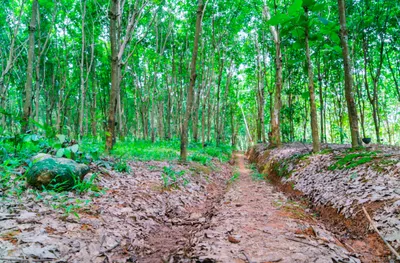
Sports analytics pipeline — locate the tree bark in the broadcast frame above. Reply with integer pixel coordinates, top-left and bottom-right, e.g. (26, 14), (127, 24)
(338, 0), (361, 147)
(304, 7), (320, 152)
(22, 0), (38, 133)
(264, 5), (282, 147)
(79, 0), (87, 138)
(180, 0), (206, 162)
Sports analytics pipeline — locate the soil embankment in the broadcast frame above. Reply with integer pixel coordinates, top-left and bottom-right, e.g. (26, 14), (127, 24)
(247, 143), (400, 262)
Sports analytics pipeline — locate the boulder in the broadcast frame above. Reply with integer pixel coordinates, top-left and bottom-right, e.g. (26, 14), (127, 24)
(26, 154), (90, 190)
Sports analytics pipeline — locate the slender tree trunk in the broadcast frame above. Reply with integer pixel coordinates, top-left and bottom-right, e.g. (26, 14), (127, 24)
(317, 54), (325, 143)
(338, 0), (361, 147)
(1, 0), (25, 127)
(355, 74), (366, 138)
(79, 0), (87, 138)
(387, 53), (400, 102)
(91, 62), (97, 137)
(255, 36), (265, 143)
(180, 0), (205, 162)
(264, 5), (282, 147)
(215, 56), (224, 146)
(304, 7), (320, 152)
(22, 0), (38, 133)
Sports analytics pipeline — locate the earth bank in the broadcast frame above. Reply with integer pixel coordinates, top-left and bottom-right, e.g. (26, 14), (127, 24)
(247, 143), (400, 262)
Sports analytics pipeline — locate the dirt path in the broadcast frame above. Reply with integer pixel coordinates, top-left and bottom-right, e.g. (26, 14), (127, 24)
(191, 153), (360, 263)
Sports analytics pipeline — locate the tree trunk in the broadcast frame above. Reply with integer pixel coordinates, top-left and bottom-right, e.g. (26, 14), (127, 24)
(22, 0), (38, 133)
(264, 5), (282, 147)
(338, 0), (361, 147)
(180, 0), (205, 162)
(91, 62), (97, 137)
(317, 54), (325, 143)
(304, 7), (320, 152)
(106, 0), (119, 151)
(79, 0), (87, 138)
(215, 56), (224, 146)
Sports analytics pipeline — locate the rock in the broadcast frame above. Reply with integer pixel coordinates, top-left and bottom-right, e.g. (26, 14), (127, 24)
(31, 153), (53, 163)
(26, 155), (90, 190)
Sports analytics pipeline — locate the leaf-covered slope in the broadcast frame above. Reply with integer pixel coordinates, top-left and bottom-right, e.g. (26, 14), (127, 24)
(248, 143), (400, 250)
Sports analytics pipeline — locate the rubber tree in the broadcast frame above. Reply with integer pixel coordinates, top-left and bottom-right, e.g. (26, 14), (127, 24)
(338, 0), (361, 147)
(304, 5), (320, 152)
(264, 4), (282, 148)
(106, 0), (150, 152)
(180, 0), (206, 162)
(22, 0), (38, 133)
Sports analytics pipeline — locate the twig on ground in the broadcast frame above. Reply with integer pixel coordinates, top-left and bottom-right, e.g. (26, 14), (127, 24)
(240, 250), (253, 263)
(98, 242), (120, 256)
(0, 257), (55, 262)
(0, 215), (17, 221)
(362, 206), (400, 260)
(285, 237), (318, 248)
(300, 142), (311, 152)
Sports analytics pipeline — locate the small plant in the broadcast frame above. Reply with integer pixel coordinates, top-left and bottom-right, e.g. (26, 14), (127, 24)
(251, 171), (265, 181)
(161, 166), (187, 189)
(329, 151), (377, 170)
(189, 153), (211, 165)
(73, 173), (100, 194)
(228, 169), (240, 184)
(53, 134), (80, 160)
(114, 160), (131, 173)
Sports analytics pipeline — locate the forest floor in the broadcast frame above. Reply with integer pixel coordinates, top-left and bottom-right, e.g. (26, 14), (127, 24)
(0, 150), (367, 263)
(190, 153), (359, 263)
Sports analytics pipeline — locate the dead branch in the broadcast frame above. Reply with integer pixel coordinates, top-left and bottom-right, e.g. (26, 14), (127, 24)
(362, 206), (400, 260)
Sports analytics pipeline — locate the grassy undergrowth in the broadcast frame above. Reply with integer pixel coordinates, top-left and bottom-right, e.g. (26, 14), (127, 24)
(1, 134), (232, 216)
(112, 139), (232, 164)
(248, 163), (266, 181)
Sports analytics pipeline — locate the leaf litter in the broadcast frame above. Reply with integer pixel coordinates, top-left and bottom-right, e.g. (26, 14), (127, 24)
(248, 143), (400, 262)
(0, 152), (370, 262)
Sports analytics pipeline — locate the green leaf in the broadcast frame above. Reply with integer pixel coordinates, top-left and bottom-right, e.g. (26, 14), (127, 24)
(333, 45), (342, 54)
(301, 91), (310, 99)
(288, 0), (302, 16)
(312, 3), (325, 12)
(56, 134), (66, 144)
(302, 0), (316, 8)
(318, 16), (329, 25)
(56, 148), (64, 158)
(330, 33), (340, 44)
(64, 149), (72, 159)
(267, 13), (291, 26)
(291, 28), (305, 38)
(69, 144), (79, 153)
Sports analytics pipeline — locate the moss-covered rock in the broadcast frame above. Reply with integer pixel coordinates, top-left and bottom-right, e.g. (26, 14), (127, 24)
(26, 155), (89, 190)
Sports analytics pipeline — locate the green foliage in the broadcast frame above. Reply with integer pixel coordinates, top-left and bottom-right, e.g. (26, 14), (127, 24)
(248, 163), (266, 181)
(227, 169), (240, 185)
(328, 151), (378, 170)
(72, 173), (101, 194)
(114, 160), (131, 173)
(112, 140), (231, 164)
(161, 166), (187, 189)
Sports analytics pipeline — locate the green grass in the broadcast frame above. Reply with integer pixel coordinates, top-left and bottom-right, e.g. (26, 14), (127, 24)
(112, 139), (232, 164)
(247, 163), (266, 181)
(227, 169), (240, 185)
(328, 151), (378, 170)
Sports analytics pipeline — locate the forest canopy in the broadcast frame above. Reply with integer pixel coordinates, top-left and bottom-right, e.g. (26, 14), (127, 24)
(1, 0), (400, 157)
